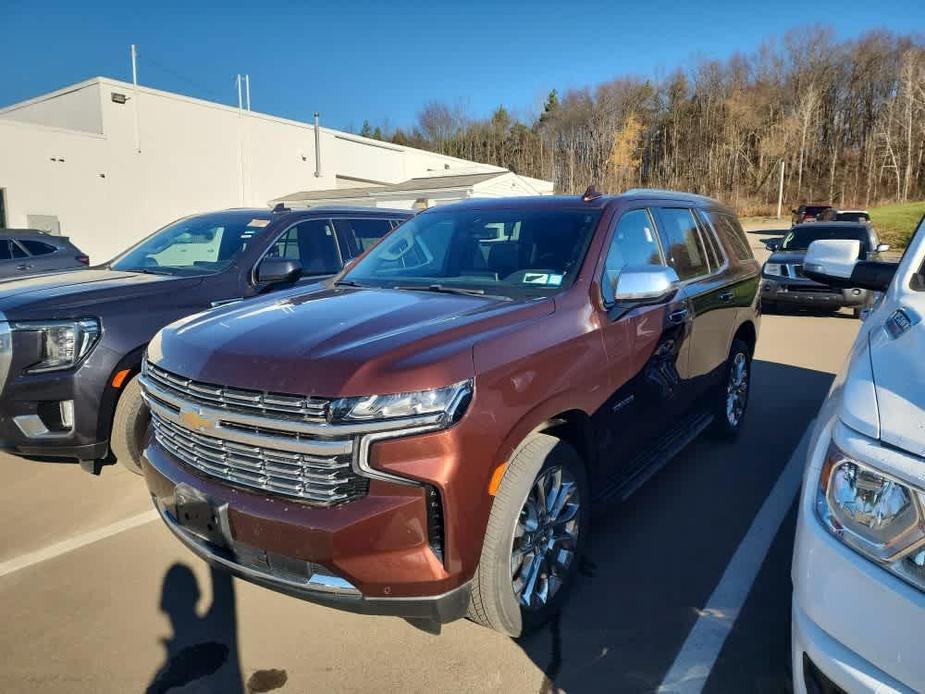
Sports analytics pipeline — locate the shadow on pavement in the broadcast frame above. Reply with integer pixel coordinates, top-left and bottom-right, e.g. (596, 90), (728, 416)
(516, 359), (834, 693)
(147, 563), (244, 694)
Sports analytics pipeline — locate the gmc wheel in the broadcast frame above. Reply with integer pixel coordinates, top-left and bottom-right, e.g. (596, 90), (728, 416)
(467, 433), (589, 637)
(109, 374), (150, 475)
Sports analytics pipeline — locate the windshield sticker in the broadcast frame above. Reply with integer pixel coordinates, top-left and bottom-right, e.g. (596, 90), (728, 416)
(523, 273), (550, 285)
(247, 219), (270, 228)
(548, 274), (563, 286)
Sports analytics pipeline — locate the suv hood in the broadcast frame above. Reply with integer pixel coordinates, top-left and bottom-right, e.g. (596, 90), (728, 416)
(0, 269), (203, 319)
(867, 303), (925, 457)
(149, 286), (554, 397)
(766, 250), (807, 264)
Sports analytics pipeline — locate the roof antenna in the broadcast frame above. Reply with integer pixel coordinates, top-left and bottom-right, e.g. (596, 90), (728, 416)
(272, 202), (290, 213)
(582, 184), (602, 202)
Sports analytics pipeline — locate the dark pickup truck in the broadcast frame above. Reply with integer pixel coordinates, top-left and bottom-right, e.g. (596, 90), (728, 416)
(0, 206), (411, 473)
(761, 221), (890, 317)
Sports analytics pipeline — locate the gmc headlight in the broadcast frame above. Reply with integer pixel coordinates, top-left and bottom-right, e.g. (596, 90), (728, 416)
(329, 380), (472, 427)
(816, 442), (925, 590)
(763, 263), (782, 277)
(12, 319), (101, 373)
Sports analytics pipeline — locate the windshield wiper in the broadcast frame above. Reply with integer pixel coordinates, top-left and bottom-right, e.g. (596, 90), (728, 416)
(392, 284), (511, 300)
(334, 279), (365, 288)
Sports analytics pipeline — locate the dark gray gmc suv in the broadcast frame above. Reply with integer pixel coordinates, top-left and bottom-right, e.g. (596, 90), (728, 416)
(0, 206), (411, 474)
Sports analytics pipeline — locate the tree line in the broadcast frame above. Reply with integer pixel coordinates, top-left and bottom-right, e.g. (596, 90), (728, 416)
(358, 28), (925, 215)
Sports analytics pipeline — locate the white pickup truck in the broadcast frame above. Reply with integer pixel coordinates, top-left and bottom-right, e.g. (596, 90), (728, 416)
(791, 217), (925, 693)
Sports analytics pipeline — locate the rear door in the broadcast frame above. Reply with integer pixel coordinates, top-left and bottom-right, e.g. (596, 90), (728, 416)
(17, 238), (72, 274)
(652, 206), (733, 397)
(0, 239), (35, 277)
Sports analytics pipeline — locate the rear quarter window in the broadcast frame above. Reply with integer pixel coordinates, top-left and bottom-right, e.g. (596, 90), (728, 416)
(19, 239), (57, 256)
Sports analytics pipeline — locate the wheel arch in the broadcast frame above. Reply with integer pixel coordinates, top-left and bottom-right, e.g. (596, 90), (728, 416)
(733, 319), (757, 356)
(94, 343), (148, 445)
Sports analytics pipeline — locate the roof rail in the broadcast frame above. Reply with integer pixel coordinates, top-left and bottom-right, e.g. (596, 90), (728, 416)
(623, 187), (718, 202)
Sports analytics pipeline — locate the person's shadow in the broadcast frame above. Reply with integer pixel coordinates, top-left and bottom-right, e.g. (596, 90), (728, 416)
(147, 563), (244, 694)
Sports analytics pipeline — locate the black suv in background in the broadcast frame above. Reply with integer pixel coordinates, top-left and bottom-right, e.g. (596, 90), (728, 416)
(761, 221), (889, 317)
(0, 230), (89, 277)
(0, 206), (411, 473)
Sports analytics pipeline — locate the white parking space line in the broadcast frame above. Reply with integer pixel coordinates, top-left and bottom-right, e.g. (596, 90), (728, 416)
(657, 423), (813, 693)
(0, 509), (157, 579)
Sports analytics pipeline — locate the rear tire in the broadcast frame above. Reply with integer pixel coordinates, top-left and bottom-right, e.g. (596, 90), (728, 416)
(109, 374), (149, 476)
(467, 434), (589, 637)
(709, 338), (751, 440)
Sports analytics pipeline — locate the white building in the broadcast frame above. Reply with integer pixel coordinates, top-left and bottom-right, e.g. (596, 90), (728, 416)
(0, 77), (552, 262)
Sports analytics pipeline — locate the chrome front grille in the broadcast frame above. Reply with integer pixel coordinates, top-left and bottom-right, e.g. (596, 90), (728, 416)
(145, 362), (329, 422)
(150, 410), (366, 505)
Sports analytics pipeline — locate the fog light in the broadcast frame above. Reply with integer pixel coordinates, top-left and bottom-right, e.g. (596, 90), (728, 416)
(852, 289), (862, 295)
(59, 400), (75, 429)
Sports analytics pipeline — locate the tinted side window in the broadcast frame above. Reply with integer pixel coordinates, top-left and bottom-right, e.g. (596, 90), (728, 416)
(10, 241), (26, 258)
(706, 211), (753, 261)
(268, 220), (342, 275)
(333, 218), (394, 260)
(0, 241), (10, 261)
(19, 239), (57, 256)
(655, 208), (709, 280)
(696, 215), (722, 270)
(601, 209), (663, 304)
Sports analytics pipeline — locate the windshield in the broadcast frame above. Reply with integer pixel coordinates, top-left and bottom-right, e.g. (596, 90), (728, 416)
(782, 225), (870, 255)
(341, 207), (602, 297)
(111, 211), (273, 275)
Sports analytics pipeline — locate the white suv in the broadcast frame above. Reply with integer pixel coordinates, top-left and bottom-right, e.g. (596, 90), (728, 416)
(792, 218), (925, 693)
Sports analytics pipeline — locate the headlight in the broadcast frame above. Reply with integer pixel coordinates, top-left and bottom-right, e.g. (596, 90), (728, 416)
(329, 380), (472, 427)
(816, 442), (925, 590)
(12, 319), (101, 373)
(763, 263), (782, 276)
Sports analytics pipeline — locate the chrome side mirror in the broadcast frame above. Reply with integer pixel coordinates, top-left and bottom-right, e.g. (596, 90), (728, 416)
(876, 243), (891, 253)
(804, 239), (861, 280)
(612, 265), (680, 303)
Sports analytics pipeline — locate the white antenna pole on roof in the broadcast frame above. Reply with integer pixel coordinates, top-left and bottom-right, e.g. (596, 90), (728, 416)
(244, 74), (251, 111)
(130, 44), (141, 153)
(236, 75), (246, 204)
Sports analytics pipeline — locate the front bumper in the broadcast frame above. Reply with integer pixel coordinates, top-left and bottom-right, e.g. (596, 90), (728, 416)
(143, 440), (473, 623)
(791, 424), (925, 693)
(761, 278), (869, 308)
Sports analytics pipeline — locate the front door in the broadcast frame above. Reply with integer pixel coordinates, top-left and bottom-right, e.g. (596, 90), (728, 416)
(594, 206), (696, 488)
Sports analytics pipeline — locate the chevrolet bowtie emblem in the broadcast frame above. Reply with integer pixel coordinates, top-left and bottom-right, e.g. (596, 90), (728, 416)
(180, 407), (213, 432)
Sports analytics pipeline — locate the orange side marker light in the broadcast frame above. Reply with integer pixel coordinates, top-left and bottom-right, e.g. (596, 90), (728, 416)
(112, 369), (131, 389)
(488, 463), (509, 496)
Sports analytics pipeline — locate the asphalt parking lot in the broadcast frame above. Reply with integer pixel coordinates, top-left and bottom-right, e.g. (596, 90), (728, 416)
(0, 228), (862, 693)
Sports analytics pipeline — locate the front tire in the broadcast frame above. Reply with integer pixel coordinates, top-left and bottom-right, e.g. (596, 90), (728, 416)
(467, 434), (589, 637)
(710, 338), (751, 440)
(109, 374), (149, 475)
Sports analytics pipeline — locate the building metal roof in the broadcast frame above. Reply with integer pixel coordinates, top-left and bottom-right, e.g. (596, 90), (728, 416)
(274, 171), (511, 204)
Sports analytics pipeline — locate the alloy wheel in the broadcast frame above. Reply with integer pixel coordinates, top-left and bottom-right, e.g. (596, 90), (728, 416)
(510, 465), (581, 610)
(726, 352), (749, 427)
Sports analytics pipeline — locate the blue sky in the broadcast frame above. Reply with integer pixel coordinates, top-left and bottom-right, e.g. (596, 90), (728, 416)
(4, 0), (923, 132)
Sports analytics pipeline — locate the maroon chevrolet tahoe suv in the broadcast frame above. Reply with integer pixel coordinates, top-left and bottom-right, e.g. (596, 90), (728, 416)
(139, 190), (761, 636)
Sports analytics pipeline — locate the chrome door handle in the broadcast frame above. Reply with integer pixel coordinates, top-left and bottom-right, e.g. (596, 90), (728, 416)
(668, 307), (689, 324)
(719, 291), (734, 302)
(16, 264), (33, 271)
